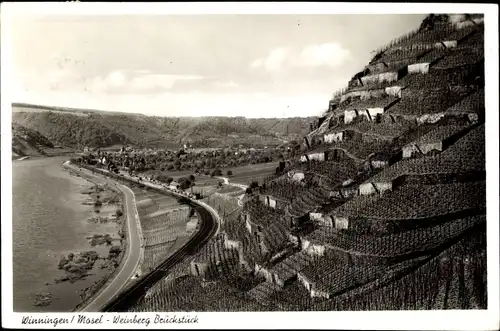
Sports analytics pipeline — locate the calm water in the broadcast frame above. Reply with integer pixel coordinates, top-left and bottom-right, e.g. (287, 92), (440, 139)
(12, 156), (119, 312)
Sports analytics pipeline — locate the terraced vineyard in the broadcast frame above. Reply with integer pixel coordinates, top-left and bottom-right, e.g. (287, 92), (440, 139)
(128, 13), (487, 312)
(131, 187), (198, 273)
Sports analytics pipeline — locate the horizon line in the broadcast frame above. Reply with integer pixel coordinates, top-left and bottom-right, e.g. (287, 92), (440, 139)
(11, 102), (319, 119)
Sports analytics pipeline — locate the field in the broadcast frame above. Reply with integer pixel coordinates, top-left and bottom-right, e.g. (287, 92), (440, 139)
(225, 162), (279, 186)
(147, 161), (278, 186)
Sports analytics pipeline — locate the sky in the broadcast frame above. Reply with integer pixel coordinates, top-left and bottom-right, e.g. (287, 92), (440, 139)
(11, 14), (427, 118)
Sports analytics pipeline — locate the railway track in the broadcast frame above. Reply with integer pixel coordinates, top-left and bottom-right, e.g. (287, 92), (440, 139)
(86, 169), (218, 312)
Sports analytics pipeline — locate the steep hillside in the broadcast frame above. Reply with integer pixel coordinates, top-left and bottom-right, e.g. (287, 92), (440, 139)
(124, 13), (488, 312)
(12, 105), (315, 149)
(12, 123), (55, 158)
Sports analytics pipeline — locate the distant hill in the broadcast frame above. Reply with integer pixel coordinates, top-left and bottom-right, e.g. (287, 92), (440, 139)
(11, 103), (316, 149)
(12, 123), (55, 158)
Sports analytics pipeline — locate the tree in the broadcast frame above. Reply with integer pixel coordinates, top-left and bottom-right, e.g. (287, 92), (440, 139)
(227, 170), (233, 176)
(157, 175), (173, 185)
(249, 181), (259, 189)
(218, 181), (223, 188)
(211, 168), (223, 177)
(174, 159), (182, 168)
(180, 179), (192, 190)
(189, 174), (196, 182)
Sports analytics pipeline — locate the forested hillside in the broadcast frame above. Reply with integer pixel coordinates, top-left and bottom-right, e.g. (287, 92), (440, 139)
(12, 104), (316, 149)
(12, 123), (55, 158)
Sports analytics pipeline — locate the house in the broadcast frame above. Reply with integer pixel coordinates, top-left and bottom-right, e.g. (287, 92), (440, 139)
(297, 269), (331, 299)
(359, 181), (393, 196)
(190, 260), (209, 278)
(301, 237), (327, 256)
(309, 212), (334, 227)
(254, 263), (273, 283)
(434, 40), (458, 49)
(324, 132), (344, 143)
(268, 251), (313, 287)
(408, 62), (430, 74)
(402, 125), (469, 159)
(333, 216), (349, 229)
(300, 152), (326, 163)
(385, 86), (403, 98)
(224, 238), (241, 250)
(288, 171), (305, 182)
(361, 71), (399, 86)
(344, 109), (359, 124)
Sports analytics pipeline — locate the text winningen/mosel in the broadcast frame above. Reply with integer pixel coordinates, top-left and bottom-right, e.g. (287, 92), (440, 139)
(21, 314), (199, 327)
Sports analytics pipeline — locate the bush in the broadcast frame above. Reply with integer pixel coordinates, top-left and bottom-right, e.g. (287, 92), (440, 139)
(227, 170), (233, 176)
(116, 209), (123, 217)
(180, 179), (192, 190)
(211, 168), (223, 177)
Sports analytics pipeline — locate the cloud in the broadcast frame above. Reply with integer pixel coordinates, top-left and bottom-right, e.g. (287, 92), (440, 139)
(250, 43), (351, 72)
(250, 47), (290, 72)
(294, 43), (351, 68)
(212, 80), (239, 89)
(88, 70), (204, 93)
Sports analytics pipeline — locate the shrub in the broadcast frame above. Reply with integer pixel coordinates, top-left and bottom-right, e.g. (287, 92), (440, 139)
(116, 209), (123, 218)
(180, 179), (192, 190)
(211, 168), (223, 177)
(227, 170), (233, 176)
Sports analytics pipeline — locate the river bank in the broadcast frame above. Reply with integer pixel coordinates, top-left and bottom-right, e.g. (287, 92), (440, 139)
(62, 166), (128, 312)
(12, 157), (126, 312)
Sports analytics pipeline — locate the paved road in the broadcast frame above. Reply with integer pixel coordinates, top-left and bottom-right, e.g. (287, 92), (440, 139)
(96, 172), (220, 312)
(101, 201), (218, 312)
(64, 162), (143, 312)
(217, 176), (248, 206)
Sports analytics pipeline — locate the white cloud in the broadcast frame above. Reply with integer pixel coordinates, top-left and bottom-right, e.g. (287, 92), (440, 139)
(250, 43), (351, 71)
(107, 70), (127, 88)
(129, 74), (203, 91)
(250, 58), (264, 69)
(212, 80), (239, 89)
(263, 47), (291, 71)
(250, 47), (290, 72)
(88, 70), (204, 93)
(294, 43), (351, 68)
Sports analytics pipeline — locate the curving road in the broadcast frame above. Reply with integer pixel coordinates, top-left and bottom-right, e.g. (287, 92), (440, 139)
(101, 201), (218, 312)
(67, 164), (220, 312)
(63, 162), (143, 312)
(217, 176), (248, 206)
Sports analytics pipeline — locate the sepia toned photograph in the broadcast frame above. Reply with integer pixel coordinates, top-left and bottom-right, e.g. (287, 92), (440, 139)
(2, 2), (499, 330)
